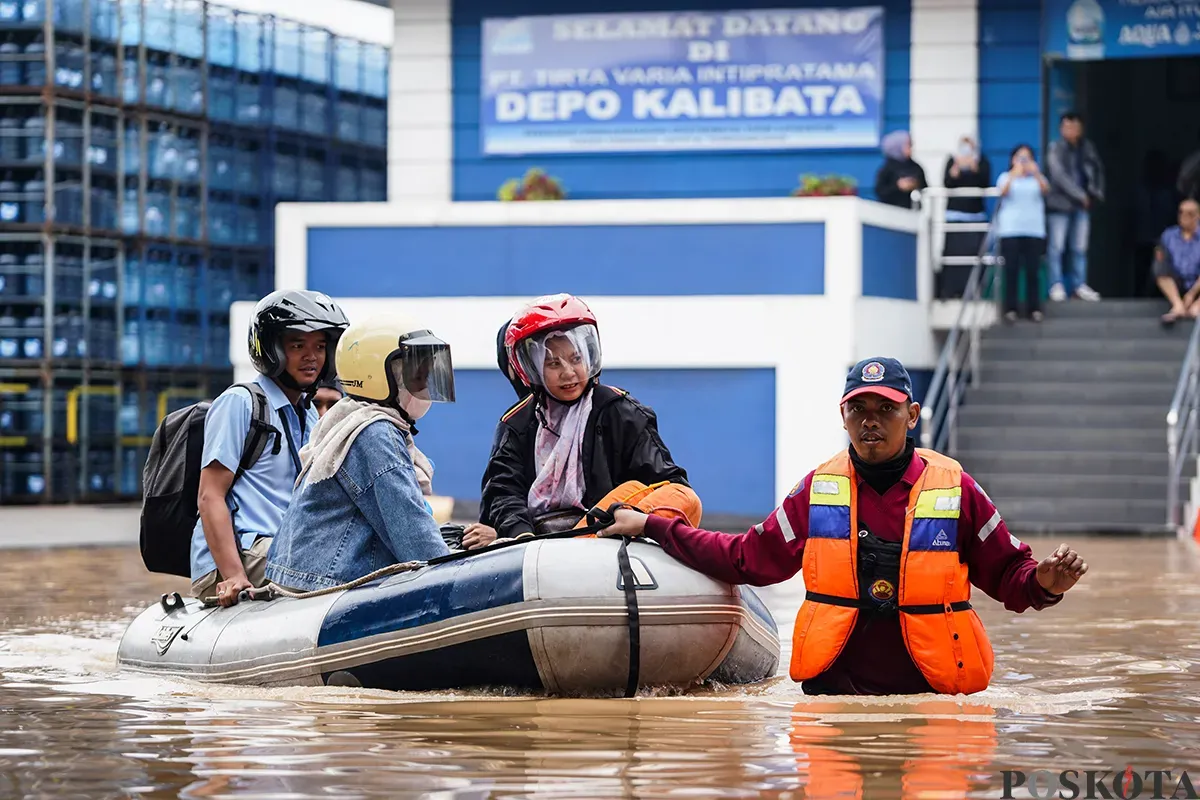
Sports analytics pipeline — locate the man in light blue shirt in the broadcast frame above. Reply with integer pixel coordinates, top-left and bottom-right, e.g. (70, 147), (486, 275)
(191, 289), (348, 606)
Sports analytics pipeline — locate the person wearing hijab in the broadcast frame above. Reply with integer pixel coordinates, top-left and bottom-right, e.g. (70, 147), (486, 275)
(875, 130), (928, 208)
(478, 293), (700, 541)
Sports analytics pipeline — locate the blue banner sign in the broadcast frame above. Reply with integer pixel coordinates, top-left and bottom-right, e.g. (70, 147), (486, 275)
(480, 8), (885, 155)
(1044, 0), (1200, 60)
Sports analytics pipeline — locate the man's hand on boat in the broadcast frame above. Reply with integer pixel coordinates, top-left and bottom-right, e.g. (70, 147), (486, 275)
(462, 523), (499, 550)
(215, 574), (254, 607)
(596, 508), (649, 538)
(1035, 543), (1088, 596)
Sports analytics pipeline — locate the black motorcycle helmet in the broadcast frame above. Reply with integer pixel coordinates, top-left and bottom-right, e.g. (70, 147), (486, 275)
(248, 290), (349, 390)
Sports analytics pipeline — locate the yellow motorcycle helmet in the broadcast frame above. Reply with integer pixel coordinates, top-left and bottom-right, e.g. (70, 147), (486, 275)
(335, 315), (455, 420)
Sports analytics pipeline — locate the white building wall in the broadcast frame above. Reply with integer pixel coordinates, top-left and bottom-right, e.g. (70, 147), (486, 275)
(389, 0), (453, 203)
(909, 0), (980, 186)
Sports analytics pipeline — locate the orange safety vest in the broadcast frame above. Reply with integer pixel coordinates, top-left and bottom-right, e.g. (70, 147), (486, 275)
(789, 448), (995, 695)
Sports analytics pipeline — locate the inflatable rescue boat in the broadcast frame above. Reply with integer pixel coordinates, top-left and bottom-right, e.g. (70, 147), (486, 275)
(117, 537), (780, 695)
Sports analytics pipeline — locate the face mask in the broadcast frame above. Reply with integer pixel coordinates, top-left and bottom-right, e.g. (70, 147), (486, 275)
(958, 143), (976, 159)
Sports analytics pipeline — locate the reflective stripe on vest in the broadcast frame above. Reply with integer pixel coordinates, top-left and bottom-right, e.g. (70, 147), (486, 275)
(789, 447), (995, 695)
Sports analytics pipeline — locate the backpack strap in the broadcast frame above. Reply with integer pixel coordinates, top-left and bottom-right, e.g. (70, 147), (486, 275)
(233, 382), (281, 482)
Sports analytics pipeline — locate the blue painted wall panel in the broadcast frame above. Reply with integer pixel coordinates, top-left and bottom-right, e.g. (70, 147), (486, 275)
(415, 368), (777, 518)
(861, 225), (916, 300)
(307, 223), (825, 297)
(979, 1), (1042, 173)
(451, 0), (912, 201)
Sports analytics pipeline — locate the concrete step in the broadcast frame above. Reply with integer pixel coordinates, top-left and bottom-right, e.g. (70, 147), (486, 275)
(967, 381), (1176, 406)
(980, 337), (1189, 362)
(1000, 520), (1173, 536)
(956, 449), (1186, 477)
(983, 317), (1191, 339)
(988, 497), (1166, 529)
(982, 359), (1180, 383)
(956, 425), (1163, 453)
(956, 403), (1166, 429)
(969, 473), (1175, 501)
(1041, 299), (1174, 318)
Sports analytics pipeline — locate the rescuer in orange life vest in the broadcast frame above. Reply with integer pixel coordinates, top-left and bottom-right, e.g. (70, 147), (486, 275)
(599, 357), (1089, 696)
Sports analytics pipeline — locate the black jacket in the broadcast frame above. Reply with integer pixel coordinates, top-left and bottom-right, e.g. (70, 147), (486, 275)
(874, 157), (928, 208)
(943, 155), (992, 215)
(480, 384), (689, 539)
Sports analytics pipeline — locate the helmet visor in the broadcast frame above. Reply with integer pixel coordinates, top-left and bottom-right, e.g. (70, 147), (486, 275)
(516, 323), (602, 387)
(393, 331), (456, 404)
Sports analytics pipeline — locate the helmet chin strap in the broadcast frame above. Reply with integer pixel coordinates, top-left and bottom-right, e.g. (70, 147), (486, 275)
(276, 371), (319, 395)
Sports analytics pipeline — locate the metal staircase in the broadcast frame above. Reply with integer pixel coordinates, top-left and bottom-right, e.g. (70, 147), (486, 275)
(918, 188), (1193, 535)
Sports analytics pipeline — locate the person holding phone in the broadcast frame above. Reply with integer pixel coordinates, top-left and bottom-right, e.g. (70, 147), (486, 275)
(996, 144), (1050, 323)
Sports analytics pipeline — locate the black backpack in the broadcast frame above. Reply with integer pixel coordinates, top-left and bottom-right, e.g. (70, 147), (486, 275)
(139, 382), (282, 577)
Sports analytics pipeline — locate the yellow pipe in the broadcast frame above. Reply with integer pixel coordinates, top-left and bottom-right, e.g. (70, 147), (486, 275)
(66, 385), (120, 445)
(120, 435), (154, 447)
(0, 383), (30, 394)
(0, 436), (29, 448)
(156, 388), (208, 424)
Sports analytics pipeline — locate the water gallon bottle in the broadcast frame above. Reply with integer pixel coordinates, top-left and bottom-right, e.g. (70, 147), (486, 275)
(22, 172), (44, 225)
(21, 0), (44, 24)
(120, 317), (139, 364)
(0, 0), (17, 23)
(0, 307), (18, 358)
(122, 54), (138, 103)
(22, 113), (45, 163)
(0, 37), (20, 85)
(0, 254), (17, 296)
(237, 205), (259, 245)
(120, 185), (139, 234)
(146, 54), (168, 107)
(144, 184), (168, 237)
(120, 447), (138, 494)
(51, 312), (70, 357)
(23, 252), (43, 296)
(92, 53), (117, 96)
(0, 111), (18, 160)
(57, 119), (83, 166)
(0, 173), (20, 224)
(236, 75), (262, 125)
(22, 309), (42, 359)
(23, 39), (45, 87)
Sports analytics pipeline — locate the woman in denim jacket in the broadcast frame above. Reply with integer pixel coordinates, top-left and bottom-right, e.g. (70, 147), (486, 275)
(265, 315), (454, 592)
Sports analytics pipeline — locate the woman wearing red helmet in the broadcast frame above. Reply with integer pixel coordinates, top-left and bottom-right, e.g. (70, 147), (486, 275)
(478, 293), (701, 541)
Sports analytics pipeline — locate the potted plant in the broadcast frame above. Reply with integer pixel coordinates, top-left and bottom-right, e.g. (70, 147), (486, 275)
(792, 173), (858, 197)
(498, 168), (566, 201)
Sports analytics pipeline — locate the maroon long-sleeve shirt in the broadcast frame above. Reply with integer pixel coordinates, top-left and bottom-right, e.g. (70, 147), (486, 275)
(643, 450), (1061, 695)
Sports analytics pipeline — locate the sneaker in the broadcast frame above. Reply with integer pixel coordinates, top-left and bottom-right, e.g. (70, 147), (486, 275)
(1003, 311), (1018, 324)
(1075, 284), (1101, 302)
(1031, 310), (1044, 323)
(1049, 283), (1067, 302)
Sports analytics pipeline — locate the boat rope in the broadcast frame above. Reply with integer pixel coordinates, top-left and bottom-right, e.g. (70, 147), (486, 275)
(201, 500), (646, 656)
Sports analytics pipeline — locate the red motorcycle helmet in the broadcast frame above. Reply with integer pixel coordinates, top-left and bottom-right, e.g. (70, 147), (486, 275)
(505, 293), (602, 389)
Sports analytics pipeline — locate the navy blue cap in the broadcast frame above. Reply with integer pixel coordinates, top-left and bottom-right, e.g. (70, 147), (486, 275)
(841, 357), (913, 404)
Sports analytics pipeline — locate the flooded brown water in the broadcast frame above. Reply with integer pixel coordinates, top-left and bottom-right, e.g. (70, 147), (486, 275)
(1, 537), (1198, 799)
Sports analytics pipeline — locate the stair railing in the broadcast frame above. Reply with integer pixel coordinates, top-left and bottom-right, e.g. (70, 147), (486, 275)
(916, 186), (1004, 455)
(1166, 317), (1200, 533)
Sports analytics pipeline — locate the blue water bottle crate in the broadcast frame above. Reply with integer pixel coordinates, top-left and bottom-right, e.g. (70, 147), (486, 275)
(363, 42), (387, 99)
(270, 16), (301, 79)
(301, 25), (330, 86)
(235, 10), (264, 74)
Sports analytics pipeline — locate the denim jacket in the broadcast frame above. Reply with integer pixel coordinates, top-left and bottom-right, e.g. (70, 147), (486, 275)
(265, 419), (450, 591)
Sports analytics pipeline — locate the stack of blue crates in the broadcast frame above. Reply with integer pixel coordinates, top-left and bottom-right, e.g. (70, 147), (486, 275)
(0, 0), (388, 502)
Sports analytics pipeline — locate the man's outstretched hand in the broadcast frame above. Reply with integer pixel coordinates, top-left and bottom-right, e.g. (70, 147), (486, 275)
(1036, 543), (1088, 595)
(596, 508), (649, 538)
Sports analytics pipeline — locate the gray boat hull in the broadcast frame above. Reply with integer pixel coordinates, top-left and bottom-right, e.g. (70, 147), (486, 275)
(118, 538), (782, 694)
